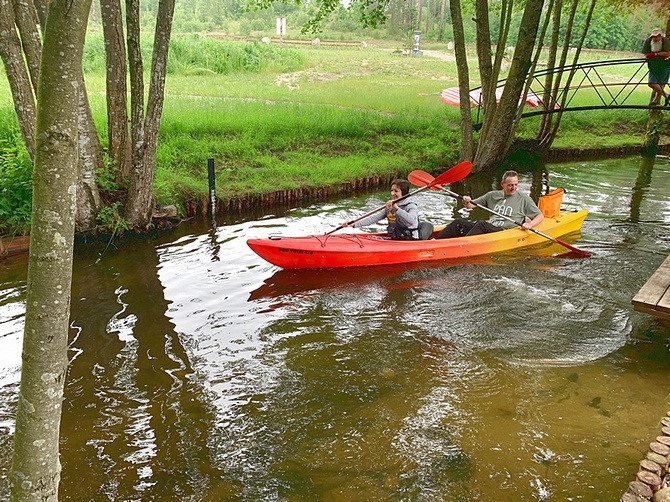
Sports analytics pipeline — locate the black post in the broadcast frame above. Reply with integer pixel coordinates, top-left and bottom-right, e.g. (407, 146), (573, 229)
(207, 158), (216, 215)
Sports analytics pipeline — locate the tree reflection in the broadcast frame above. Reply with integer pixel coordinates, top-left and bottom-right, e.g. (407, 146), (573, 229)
(61, 242), (228, 499)
(631, 156), (655, 223)
(208, 217), (221, 262)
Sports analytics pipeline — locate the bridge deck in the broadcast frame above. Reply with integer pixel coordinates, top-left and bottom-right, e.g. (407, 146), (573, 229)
(632, 255), (670, 320)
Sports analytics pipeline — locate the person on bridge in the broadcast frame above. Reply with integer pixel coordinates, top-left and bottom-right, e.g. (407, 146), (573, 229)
(434, 170), (544, 239)
(642, 28), (670, 106)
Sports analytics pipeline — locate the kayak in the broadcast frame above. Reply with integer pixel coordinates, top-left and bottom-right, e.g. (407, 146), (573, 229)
(247, 209), (588, 269)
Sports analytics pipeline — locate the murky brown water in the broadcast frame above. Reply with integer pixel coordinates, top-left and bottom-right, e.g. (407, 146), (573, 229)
(1, 157), (670, 500)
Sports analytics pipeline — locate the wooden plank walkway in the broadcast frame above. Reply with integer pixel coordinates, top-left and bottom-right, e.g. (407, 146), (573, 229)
(632, 255), (670, 320)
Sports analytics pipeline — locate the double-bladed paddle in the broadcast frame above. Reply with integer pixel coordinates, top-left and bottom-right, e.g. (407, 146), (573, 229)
(326, 161), (472, 236)
(407, 169), (591, 258)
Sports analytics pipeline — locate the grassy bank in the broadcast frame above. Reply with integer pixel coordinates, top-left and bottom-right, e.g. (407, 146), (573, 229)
(0, 35), (661, 235)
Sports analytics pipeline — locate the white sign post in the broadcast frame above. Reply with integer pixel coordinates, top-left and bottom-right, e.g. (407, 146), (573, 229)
(276, 18), (286, 48)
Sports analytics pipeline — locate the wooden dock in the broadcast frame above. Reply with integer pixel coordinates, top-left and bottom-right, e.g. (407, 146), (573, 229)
(632, 255), (670, 320)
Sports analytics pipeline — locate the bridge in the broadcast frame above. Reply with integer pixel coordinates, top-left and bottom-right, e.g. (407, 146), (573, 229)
(466, 58), (660, 130)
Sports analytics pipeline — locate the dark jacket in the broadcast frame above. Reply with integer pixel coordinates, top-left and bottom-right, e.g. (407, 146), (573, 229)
(642, 36), (670, 76)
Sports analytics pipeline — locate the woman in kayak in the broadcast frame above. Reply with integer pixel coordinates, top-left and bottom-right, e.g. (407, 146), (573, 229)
(343, 179), (420, 240)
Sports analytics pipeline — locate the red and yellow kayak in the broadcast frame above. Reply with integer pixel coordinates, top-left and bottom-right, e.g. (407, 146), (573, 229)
(247, 209), (588, 269)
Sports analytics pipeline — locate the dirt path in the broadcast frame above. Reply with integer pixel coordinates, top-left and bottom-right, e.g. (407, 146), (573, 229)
(421, 50), (456, 62)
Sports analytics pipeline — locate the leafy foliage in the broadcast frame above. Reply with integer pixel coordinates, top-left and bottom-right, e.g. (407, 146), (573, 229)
(96, 202), (129, 234)
(0, 135), (32, 236)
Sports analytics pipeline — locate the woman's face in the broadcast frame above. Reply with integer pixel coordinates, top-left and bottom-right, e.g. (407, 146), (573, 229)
(391, 184), (402, 200)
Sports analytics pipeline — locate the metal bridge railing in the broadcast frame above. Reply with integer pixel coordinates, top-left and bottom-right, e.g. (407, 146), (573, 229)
(472, 58), (655, 129)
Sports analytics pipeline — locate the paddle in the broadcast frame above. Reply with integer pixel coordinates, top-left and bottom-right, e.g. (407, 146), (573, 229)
(326, 161), (472, 236)
(407, 169), (591, 258)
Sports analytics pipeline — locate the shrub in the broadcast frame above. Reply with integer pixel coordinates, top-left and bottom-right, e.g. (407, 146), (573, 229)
(0, 139), (33, 236)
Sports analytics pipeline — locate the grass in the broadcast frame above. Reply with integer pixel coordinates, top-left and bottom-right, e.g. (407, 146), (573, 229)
(0, 38), (664, 233)
(153, 97), (459, 202)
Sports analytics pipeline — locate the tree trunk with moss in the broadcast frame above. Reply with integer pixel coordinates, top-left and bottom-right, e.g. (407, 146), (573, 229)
(9, 0), (91, 499)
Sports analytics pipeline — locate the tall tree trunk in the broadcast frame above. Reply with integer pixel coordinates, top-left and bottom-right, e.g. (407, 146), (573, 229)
(33, 0), (47, 32)
(11, 0), (42, 93)
(538, 0), (562, 141)
(76, 72), (104, 231)
(0, 0), (37, 160)
(476, 0), (513, 148)
(449, 0), (474, 160)
(489, 0), (512, 89)
(124, 0), (176, 230)
(474, 0), (493, 115)
(100, 0), (132, 180)
(126, 0), (145, 189)
(543, 0), (596, 147)
(438, 0), (446, 42)
(472, 0), (544, 171)
(9, 0), (91, 499)
(537, 0), (578, 145)
(506, 0), (554, 155)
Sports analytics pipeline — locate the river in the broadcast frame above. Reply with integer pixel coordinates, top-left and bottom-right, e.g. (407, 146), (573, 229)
(0, 156), (669, 500)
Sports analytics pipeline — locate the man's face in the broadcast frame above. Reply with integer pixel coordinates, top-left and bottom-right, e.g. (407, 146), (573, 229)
(501, 176), (519, 196)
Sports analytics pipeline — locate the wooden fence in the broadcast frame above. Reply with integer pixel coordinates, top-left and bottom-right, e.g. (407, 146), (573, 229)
(207, 33), (364, 48)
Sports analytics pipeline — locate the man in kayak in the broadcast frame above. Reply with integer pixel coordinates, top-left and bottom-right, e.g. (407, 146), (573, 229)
(434, 170), (543, 239)
(343, 179), (420, 240)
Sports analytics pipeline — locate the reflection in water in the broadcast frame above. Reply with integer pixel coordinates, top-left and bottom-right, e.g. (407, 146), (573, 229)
(208, 217), (221, 262)
(631, 156), (655, 223)
(60, 242), (228, 500)
(0, 158), (669, 500)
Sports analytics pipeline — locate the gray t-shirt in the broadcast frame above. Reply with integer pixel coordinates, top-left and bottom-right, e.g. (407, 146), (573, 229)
(472, 191), (542, 229)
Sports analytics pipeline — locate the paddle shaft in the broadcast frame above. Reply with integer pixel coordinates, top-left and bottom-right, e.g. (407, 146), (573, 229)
(325, 184), (432, 236)
(326, 161), (473, 237)
(440, 188), (591, 257)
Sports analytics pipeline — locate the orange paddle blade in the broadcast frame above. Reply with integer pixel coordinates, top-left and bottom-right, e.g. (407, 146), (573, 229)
(408, 162), (472, 190)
